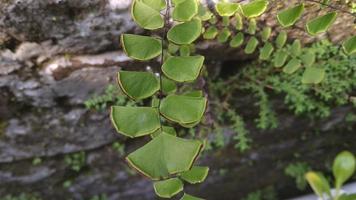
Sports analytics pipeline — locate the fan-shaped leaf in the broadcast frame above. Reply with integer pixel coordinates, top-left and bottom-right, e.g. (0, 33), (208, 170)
(244, 37), (259, 54)
(291, 39), (302, 57)
(222, 16), (230, 27)
(203, 26), (218, 39)
(306, 12), (337, 36)
(217, 28), (231, 43)
(111, 106), (160, 138)
(184, 90), (203, 97)
(333, 151), (356, 189)
(276, 31), (287, 48)
(180, 45), (191, 56)
(180, 193), (204, 200)
(259, 42), (274, 60)
(301, 51), (315, 67)
(141, 0), (166, 11)
(131, 0), (164, 30)
(215, 2), (239, 16)
(151, 126), (177, 138)
(118, 71), (159, 100)
(247, 19), (257, 35)
(180, 166), (209, 184)
(240, 0), (269, 18)
(277, 4), (304, 27)
(198, 4), (213, 21)
(121, 34), (162, 60)
(283, 58), (301, 74)
(301, 67), (325, 84)
(126, 133), (203, 180)
(235, 13), (243, 30)
(162, 76), (177, 94)
(342, 35), (356, 55)
(305, 172), (331, 198)
(160, 95), (207, 124)
(261, 27), (271, 42)
(229, 32), (244, 48)
(273, 50), (288, 67)
(162, 56), (204, 82)
(154, 178), (184, 198)
(173, 0), (198, 22)
(168, 19), (202, 44)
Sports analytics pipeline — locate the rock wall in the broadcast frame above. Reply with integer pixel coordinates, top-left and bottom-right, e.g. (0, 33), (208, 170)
(0, 0), (355, 199)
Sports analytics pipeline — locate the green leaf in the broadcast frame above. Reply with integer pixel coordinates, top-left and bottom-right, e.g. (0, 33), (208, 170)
(168, 43), (180, 54)
(203, 26), (218, 39)
(151, 126), (177, 138)
(162, 56), (204, 82)
(244, 37), (259, 54)
(229, 32), (244, 48)
(197, 4), (213, 21)
(276, 31), (287, 48)
(215, 2), (239, 16)
(160, 95), (207, 124)
(259, 42), (274, 60)
(141, 0), (166, 11)
(180, 193), (204, 200)
(183, 90), (204, 97)
(301, 67), (325, 84)
(117, 71), (159, 100)
(235, 13), (243, 30)
(222, 16), (230, 27)
(173, 0), (198, 22)
(180, 166), (209, 184)
(305, 171), (331, 198)
(273, 50), (288, 67)
(162, 76), (177, 94)
(126, 133), (203, 180)
(240, 0), (269, 18)
(333, 151), (356, 189)
(277, 4), (304, 27)
(291, 39), (302, 57)
(301, 51), (315, 67)
(217, 28), (231, 43)
(180, 45), (191, 56)
(261, 27), (271, 42)
(131, 0), (164, 30)
(153, 178), (184, 198)
(247, 19), (257, 35)
(339, 194), (356, 200)
(121, 34), (162, 60)
(168, 19), (202, 44)
(283, 58), (301, 74)
(111, 106), (160, 138)
(342, 35), (356, 55)
(306, 12), (337, 36)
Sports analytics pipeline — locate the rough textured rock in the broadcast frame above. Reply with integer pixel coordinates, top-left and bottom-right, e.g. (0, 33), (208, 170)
(0, 0), (355, 200)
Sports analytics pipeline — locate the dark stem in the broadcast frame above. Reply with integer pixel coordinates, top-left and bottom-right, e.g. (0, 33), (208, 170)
(158, 0), (171, 131)
(304, 0), (356, 17)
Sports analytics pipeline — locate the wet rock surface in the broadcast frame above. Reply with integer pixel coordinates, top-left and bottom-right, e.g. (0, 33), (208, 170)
(0, 0), (355, 199)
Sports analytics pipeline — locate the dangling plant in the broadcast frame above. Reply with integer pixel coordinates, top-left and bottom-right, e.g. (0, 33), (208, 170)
(112, 0), (209, 198)
(110, 0), (356, 198)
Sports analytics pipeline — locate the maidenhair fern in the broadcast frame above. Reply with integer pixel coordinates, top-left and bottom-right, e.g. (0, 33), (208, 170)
(106, 0), (355, 198)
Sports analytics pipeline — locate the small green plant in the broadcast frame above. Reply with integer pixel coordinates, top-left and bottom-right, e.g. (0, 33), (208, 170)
(285, 162), (311, 190)
(242, 186), (277, 200)
(64, 151), (86, 172)
(32, 157), (42, 166)
(111, 141), (125, 156)
(85, 84), (138, 111)
(305, 151), (356, 200)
